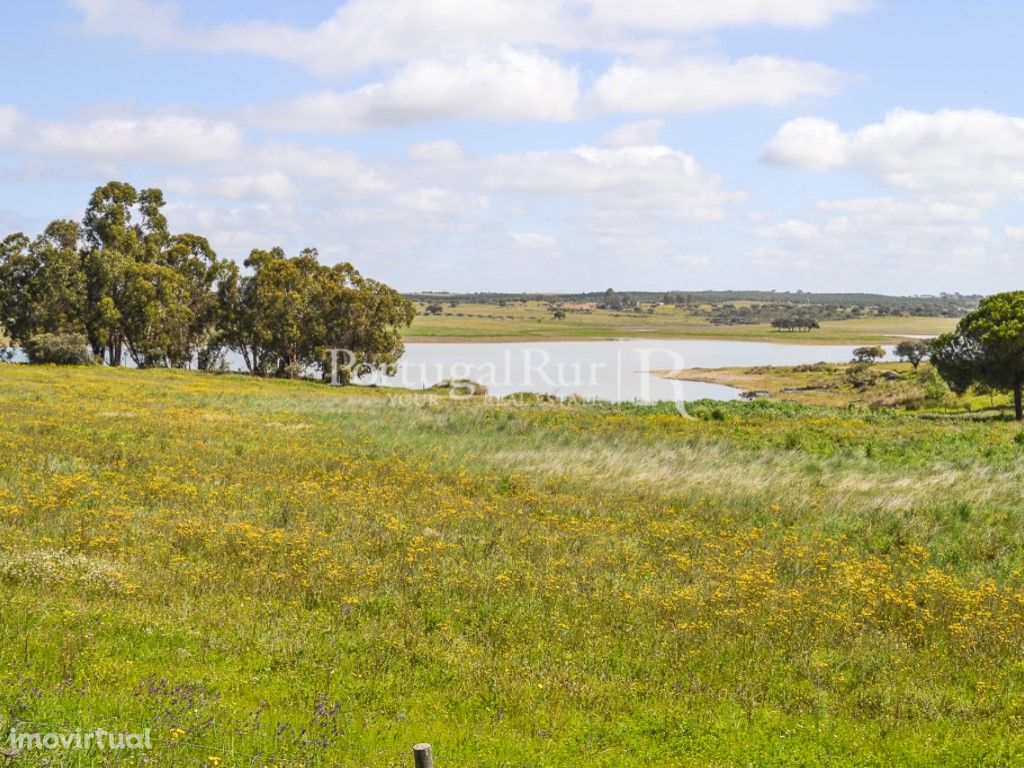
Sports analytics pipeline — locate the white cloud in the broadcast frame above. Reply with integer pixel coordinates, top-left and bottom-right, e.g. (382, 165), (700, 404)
(168, 173), (297, 201)
(509, 232), (560, 249)
(250, 145), (393, 194)
(587, 0), (868, 32)
(600, 119), (664, 148)
(392, 187), (489, 215)
(0, 105), (21, 141)
(70, 0), (867, 77)
(70, 1), (853, 129)
(71, 0), (180, 45)
(485, 144), (724, 196)
(757, 218), (820, 241)
(762, 116), (850, 170)
(0, 99), (740, 286)
(406, 141), (466, 163)
(589, 57), (842, 114)
(765, 109), (1024, 199)
(752, 196), (1002, 274)
(249, 48), (579, 131)
(246, 52), (841, 130)
(0, 105), (243, 165)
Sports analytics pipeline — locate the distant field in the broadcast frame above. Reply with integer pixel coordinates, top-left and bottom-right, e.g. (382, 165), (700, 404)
(2, 364), (1024, 766)
(405, 301), (958, 343)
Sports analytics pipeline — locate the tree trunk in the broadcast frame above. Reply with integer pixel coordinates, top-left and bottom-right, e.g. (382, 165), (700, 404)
(1015, 379), (1023, 421)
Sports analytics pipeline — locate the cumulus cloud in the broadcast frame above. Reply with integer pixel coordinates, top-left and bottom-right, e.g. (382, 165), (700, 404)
(0, 105), (21, 141)
(167, 173), (297, 201)
(248, 48), (579, 131)
(70, 0), (867, 76)
(752, 196), (1004, 275)
(391, 187), (490, 215)
(587, 0), (868, 32)
(0, 98), (740, 286)
(69, 0), (852, 128)
(406, 141), (466, 163)
(600, 119), (664, 148)
(589, 57), (842, 115)
(762, 116), (850, 170)
(764, 109), (1024, 199)
(246, 52), (841, 130)
(509, 232), (560, 249)
(0, 105), (244, 165)
(475, 143), (739, 222)
(71, 0), (180, 45)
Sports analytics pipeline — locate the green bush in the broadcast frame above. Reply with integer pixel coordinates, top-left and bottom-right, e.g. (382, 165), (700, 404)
(920, 367), (951, 403)
(23, 333), (94, 365)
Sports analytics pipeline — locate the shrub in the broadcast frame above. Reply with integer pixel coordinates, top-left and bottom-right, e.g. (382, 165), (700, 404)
(23, 332), (93, 365)
(845, 361), (876, 388)
(433, 379), (488, 397)
(793, 362), (834, 373)
(920, 367), (951, 403)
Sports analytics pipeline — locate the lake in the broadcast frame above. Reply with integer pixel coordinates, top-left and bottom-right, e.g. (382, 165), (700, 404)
(367, 339), (896, 402)
(3, 338), (896, 402)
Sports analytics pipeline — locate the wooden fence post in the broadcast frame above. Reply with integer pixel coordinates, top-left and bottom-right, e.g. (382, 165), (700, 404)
(413, 742), (434, 768)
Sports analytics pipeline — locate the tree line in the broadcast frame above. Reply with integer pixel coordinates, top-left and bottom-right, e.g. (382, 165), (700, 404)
(0, 181), (414, 378)
(771, 317), (820, 332)
(405, 290), (980, 317)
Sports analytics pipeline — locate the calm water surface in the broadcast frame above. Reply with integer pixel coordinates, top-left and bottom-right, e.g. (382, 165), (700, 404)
(370, 339), (897, 402)
(3, 339), (897, 403)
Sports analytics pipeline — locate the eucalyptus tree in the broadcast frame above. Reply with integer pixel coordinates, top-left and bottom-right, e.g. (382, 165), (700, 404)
(219, 247), (415, 379)
(80, 181), (229, 367)
(0, 221), (87, 346)
(80, 181), (158, 364)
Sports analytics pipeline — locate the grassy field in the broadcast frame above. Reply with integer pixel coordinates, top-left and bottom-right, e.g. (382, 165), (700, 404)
(2, 365), (1024, 766)
(670, 361), (1014, 412)
(405, 301), (958, 343)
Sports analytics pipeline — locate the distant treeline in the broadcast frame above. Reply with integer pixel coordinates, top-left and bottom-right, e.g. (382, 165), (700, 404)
(0, 181), (414, 377)
(406, 289), (980, 320)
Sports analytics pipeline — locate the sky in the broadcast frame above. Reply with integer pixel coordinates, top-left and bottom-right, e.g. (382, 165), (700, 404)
(0, 1), (1022, 294)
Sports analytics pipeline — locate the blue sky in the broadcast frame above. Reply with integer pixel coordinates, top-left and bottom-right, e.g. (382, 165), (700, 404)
(1, 1), (1021, 294)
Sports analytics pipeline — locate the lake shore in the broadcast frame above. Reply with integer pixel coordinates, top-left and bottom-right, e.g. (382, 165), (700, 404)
(661, 360), (1013, 413)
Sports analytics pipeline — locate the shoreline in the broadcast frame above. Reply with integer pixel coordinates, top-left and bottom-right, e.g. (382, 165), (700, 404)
(401, 331), (933, 346)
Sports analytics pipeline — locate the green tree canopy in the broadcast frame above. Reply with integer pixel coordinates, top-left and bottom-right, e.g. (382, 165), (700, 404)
(932, 291), (1024, 419)
(218, 247), (414, 379)
(1, 180), (411, 379)
(0, 222), (87, 346)
(894, 339), (930, 369)
(852, 346), (886, 363)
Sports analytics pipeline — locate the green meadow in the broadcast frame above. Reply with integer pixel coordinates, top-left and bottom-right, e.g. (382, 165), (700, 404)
(2, 364), (1024, 766)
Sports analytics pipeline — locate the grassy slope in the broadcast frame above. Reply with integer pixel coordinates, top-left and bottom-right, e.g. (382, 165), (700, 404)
(404, 301), (958, 343)
(670, 361), (1015, 412)
(1, 365), (1024, 766)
